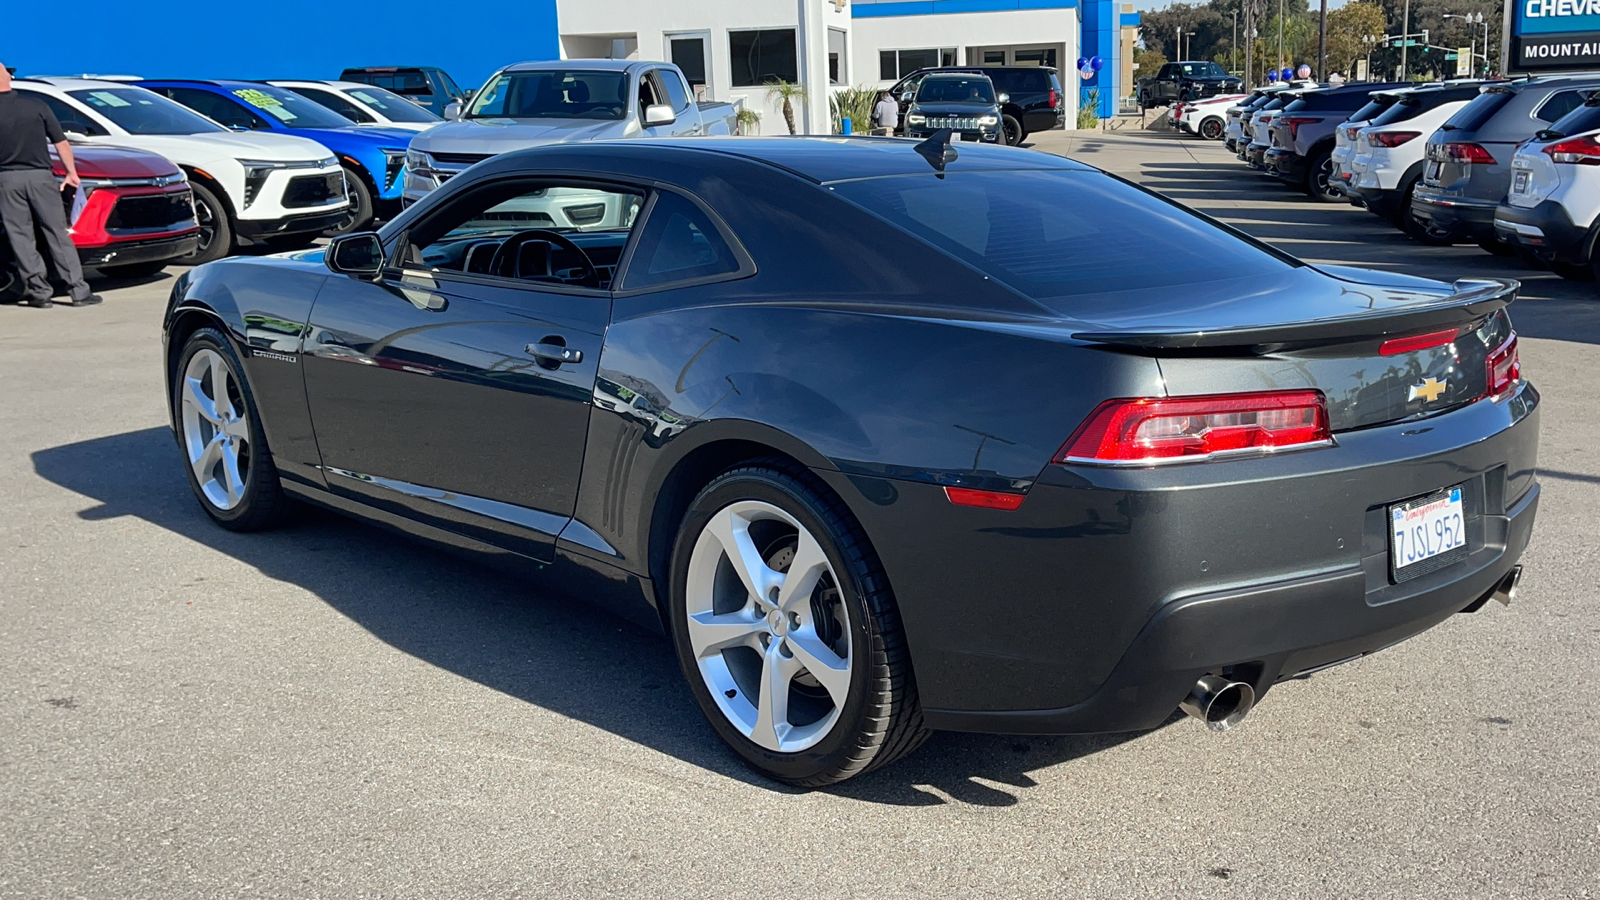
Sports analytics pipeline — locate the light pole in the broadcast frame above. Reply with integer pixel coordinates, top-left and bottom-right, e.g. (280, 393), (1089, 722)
(1317, 0), (1328, 80)
(1400, 0), (1411, 80)
(1277, 0), (1285, 69)
(1177, 24), (1183, 61)
(1444, 12), (1488, 76)
(1233, 9), (1239, 73)
(1362, 34), (1376, 80)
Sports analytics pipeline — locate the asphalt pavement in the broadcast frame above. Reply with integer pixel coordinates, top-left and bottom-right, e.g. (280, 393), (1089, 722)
(3, 128), (1598, 898)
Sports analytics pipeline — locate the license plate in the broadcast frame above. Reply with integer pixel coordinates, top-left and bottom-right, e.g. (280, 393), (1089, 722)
(1425, 161), (1442, 182)
(1513, 170), (1530, 193)
(1390, 485), (1468, 582)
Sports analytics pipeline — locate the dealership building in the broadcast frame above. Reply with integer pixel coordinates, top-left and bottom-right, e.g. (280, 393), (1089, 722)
(554, 0), (1139, 133)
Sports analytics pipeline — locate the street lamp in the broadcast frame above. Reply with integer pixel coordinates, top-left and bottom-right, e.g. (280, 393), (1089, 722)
(1443, 12), (1492, 76)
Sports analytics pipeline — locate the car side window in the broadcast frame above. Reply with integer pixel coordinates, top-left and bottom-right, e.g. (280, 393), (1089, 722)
(620, 190), (743, 291)
(38, 95), (107, 136)
(162, 88), (268, 130)
(403, 179), (645, 290)
(293, 87), (374, 123)
(638, 72), (664, 112)
(661, 70), (692, 113)
(1535, 90), (1584, 123)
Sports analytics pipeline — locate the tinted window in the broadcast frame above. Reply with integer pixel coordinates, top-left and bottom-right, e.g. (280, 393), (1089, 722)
(36, 95), (106, 136)
(1544, 100), (1600, 138)
(1442, 90), (1512, 132)
(159, 87), (269, 129)
(1535, 89), (1585, 123)
(917, 77), (995, 104)
(1181, 62), (1227, 78)
(288, 87), (374, 123)
(1349, 97), (1396, 122)
(467, 70), (629, 120)
(658, 70), (692, 112)
(730, 29), (799, 87)
(65, 87), (227, 134)
(1370, 98), (1424, 126)
(439, 72), (462, 98)
(833, 170), (1291, 306)
(622, 191), (742, 290)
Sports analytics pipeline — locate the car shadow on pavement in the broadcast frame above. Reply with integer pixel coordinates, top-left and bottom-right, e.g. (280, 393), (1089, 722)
(32, 426), (1156, 805)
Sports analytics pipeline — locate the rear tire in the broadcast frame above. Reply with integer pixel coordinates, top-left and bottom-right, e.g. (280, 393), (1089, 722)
(176, 182), (232, 265)
(1305, 148), (1340, 202)
(1401, 180), (1456, 245)
(1199, 116), (1224, 141)
(668, 462), (929, 787)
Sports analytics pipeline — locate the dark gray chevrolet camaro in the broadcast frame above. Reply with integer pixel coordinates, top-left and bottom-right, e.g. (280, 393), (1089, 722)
(162, 136), (1539, 786)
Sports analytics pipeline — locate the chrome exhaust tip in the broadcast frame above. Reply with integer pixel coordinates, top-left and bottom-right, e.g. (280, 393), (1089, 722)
(1179, 674), (1256, 733)
(1492, 565), (1523, 607)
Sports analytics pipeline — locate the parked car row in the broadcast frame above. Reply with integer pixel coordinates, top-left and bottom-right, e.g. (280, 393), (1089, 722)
(1178, 74), (1600, 288)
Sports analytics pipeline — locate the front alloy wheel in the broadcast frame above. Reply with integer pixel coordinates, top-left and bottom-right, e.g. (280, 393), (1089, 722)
(669, 464), (928, 786)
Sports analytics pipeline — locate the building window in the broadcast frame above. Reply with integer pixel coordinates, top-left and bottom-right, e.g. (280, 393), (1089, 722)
(828, 27), (848, 84)
(730, 28), (798, 87)
(878, 48), (957, 81)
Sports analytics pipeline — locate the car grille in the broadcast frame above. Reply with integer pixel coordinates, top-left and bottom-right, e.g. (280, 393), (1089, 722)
(430, 152), (493, 167)
(283, 172), (345, 209)
(925, 116), (983, 130)
(105, 192), (195, 233)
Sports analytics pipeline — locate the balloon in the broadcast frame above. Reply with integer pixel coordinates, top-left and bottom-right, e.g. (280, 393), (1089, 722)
(1080, 66), (1096, 80)
(1266, 70), (1279, 82)
(1280, 67), (1294, 82)
(1297, 64), (1312, 79)
(1090, 56), (1104, 72)
(1076, 57), (1088, 70)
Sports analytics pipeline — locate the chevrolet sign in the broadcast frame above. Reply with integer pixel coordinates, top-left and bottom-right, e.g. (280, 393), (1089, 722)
(1511, 0), (1600, 70)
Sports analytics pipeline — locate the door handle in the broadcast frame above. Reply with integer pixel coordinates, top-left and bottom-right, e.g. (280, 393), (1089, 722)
(526, 340), (582, 366)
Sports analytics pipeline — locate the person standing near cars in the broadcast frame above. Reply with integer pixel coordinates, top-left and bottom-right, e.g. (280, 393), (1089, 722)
(0, 62), (101, 308)
(874, 91), (900, 135)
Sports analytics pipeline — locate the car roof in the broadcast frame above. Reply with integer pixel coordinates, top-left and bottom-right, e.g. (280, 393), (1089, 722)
(502, 59), (640, 73)
(267, 80), (372, 91)
(133, 79), (259, 89)
(921, 72), (993, 81)
(1503, 73), (1600, 91)
(488, 136), (1094, 185)
(14, 77), (142, 91)
(343, 66), (439, 73)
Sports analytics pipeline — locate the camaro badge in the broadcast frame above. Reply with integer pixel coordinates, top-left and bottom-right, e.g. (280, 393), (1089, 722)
(1409, 377), (1446, 403)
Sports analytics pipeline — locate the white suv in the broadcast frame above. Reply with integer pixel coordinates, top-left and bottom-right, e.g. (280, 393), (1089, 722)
(16, 78), (348, 263)
(1495, 97), (1600, 282)
(1331, 89), (1408, 199)
(268, 80), (444, 133)
(1345, 82), (1488, 243)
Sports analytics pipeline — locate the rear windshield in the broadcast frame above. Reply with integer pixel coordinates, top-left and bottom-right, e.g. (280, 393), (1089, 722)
(467, 69), (628, 120)
(917, 77), (995, 104)
(1540, 99), (1600, 139)
(1282, 92), (1360, 112)
(1370, 98), (1425, 126)
(1349, 96), (1396, 122)
(831, 170), (1291, 304)
(1440, 90), (1512, 133)
(343, 85), (441, 123)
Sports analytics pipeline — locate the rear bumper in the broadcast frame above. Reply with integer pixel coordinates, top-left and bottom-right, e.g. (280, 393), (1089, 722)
(79, 232), (200, 268)
(1245, 144), (1269, 169)
(1266, 148), (1307, 182)
(1412, 186), (1498, 240)
(1494, 199), (1593, 262)
(1350, 184), (1404, 218)
(825, 382), (1541, 735)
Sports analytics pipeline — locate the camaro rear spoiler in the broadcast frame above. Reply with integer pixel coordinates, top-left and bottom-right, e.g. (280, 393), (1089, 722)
(1072, 278), (1517, 351)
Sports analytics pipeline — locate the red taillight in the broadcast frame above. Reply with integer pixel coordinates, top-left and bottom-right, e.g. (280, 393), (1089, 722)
(1543, 134), (1600, 165)
(1048, 89), (1059, 110)
(1344, 126), (1360, 141)
(1055, 391), (1332, 465)
(1284, 116), (1318, 140)
(944, 486), (1026, 510)
(1258, 115), (1272, 123)
(1380, 328), (1459, 356)
(1486, 334), (1520, 398)
(1367, 131), (1421, 148)
(1443, 142), (1496, 164)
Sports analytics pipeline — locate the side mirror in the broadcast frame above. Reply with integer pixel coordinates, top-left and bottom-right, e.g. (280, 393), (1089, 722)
(645, 104), (676, 126)
(443, 100), (462, 121)
(998, 92), (1011, 104)
(326, 233), (384, 279)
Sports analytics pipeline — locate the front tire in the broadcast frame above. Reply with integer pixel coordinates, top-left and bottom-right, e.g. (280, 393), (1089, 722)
(1002, 114), (1023, 146)
(668, 463), (928, 787)
(176, 182), (232, 265)
(326, 168), (373, 236)
(173, 328), (293, 531)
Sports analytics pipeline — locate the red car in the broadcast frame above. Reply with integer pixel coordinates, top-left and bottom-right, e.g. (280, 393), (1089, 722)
(2, 143), (199, 300)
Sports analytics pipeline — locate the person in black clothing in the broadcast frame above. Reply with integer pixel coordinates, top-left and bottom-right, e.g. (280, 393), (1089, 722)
(0, 63), (100, 308)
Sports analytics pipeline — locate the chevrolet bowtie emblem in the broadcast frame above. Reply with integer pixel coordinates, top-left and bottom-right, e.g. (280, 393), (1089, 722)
(1409, 377), (1447, 403)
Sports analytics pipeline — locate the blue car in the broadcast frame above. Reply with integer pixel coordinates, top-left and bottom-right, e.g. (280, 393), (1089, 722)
(137, 80), (413, 233)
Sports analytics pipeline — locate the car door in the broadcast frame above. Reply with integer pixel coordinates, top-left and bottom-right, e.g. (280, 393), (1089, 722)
(636, 69), (696, 138)
(301, 176), (645, 562)
(656, 68), (701, 136)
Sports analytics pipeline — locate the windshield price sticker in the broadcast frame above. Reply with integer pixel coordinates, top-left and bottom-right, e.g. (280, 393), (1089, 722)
(86, 91), (131, 108)
(233, 89), (297, 122)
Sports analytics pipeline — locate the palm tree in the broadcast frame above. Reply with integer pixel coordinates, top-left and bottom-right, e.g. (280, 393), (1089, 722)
(765, 78), (808, 135)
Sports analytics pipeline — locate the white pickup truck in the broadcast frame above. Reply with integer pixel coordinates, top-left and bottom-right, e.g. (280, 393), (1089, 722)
(404, 59), (738, 206)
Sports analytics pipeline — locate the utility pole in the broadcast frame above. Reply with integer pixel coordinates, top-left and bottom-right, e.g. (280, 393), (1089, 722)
(1317, 0), (1327, 79)
(1400, 0), (1411, 80)
(1177, 24), (1183, 60)
(1233, 9), (1239, 73)
(1277, 0), (1285, 69)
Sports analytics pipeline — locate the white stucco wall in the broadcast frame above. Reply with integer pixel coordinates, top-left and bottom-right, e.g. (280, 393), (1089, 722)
(555, 0), (848, 136)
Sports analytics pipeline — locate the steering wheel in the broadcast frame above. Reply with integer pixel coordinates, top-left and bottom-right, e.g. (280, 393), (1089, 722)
(487, 229), (601, 289)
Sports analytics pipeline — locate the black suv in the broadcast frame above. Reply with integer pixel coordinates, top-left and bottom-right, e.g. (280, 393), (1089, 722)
(903, 73), (1004, 143)
(889, 66), (1065, 145)
(339, 66), (467, 117)
(1138, 61), (1244, 108)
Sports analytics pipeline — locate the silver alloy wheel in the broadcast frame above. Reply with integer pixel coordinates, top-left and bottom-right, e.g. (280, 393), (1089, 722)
(193, 194), (216, 253)
(180, 348), (252, 511)
(683, 500), (853, 753)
